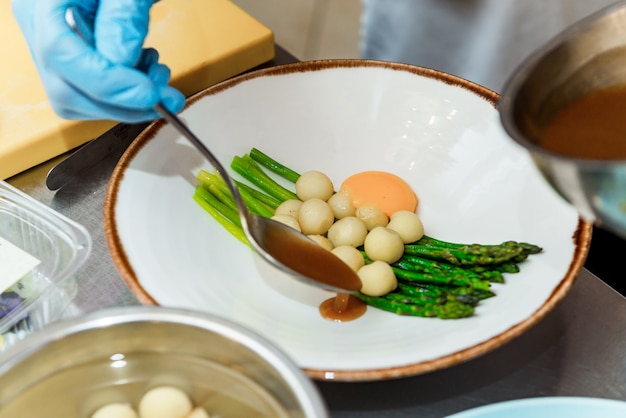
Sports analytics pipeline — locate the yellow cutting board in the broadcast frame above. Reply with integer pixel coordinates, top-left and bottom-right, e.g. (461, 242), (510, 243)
(0, 0), (274, 180)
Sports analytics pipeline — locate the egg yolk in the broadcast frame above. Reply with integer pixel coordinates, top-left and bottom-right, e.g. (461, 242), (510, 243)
(340, 171), (418, 216)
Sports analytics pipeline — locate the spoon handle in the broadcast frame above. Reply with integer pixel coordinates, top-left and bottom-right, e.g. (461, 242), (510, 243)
(153, 104), (221, 170)
(153, 104), (250, 226)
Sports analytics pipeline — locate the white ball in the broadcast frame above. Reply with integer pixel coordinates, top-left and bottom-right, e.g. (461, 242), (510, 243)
(327, 190), (355, 219)
(91, 403), (138, 418)
(308, 234), (334, 251)
(138, 386), (193, 418)
(363, 227), (405, 264)
(357, 261), (397, 296)
(355, 205), (388, 231)
(297, 198), (335, 235)
(295, 170), (334, 201)
(271, 214), (302, 232)
(185, 407), (211, 418)
(387, 210), (424, 244)
(327, 216), (368, 248)
(274, 199), (303, 219)
(331, 245), (366, 272)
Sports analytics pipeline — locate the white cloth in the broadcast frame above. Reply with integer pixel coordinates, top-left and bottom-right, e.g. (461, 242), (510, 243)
(360, 0), (620, 92)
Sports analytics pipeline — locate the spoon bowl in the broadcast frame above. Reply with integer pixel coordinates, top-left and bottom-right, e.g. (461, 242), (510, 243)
(154, 104), (362, 294)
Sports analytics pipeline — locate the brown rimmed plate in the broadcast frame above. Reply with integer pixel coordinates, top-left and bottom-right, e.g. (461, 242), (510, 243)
(104, 60), (591, 381)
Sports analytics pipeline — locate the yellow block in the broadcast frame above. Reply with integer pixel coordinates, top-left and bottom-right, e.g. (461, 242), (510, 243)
(0, 0), (274, 180)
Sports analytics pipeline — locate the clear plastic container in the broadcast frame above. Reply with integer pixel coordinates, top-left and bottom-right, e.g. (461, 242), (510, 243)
(0, 180), (91, 351)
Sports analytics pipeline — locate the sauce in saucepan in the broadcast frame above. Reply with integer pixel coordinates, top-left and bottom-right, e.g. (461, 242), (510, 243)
(539, 85), (626, 160)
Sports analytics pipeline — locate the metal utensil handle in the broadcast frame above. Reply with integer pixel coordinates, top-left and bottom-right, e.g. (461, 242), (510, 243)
(153, 104), (250, 227)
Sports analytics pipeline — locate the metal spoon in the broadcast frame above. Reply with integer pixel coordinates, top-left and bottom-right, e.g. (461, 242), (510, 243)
(154, 105), (362, 294)
(64, 6), (361, 294)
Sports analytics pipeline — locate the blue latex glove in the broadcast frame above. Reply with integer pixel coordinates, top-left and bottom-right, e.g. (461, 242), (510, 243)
(11, 0), (185, 122)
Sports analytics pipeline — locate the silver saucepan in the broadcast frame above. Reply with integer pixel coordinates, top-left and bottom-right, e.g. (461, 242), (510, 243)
(499, 1), (626, 239)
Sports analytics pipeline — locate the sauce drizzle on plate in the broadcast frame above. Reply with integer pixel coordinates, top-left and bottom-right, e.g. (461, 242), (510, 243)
(319, 293), (367, 322)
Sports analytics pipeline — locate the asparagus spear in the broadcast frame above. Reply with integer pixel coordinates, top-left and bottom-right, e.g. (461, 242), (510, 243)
(394, 255), (481, 278)
(391, 267), (491, 291)
(231, 154), (298, 202)
(193, 189), (249, 244)
(404, 239), (529, 266)
(469, 262), (519, 275)
(236, 181), (282, 210)
(250, 147), (301, 183)
(395, 255), (505, 283)
(355, 292), (475, 319)
(361, 250), (491, 290)
(194, 185), (240, 226)
(401, 282), (495, 300)
(410, 236), (542, 264)
(397, 283), (482, 306)
(197, 170), (275, 217)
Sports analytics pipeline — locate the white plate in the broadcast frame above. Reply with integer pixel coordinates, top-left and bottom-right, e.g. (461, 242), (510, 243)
(445, 397), (626, 418)
(104, 60), (591, 381)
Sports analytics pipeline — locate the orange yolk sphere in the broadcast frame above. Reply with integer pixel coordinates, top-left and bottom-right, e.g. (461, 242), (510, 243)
(339, 171), (418, 217)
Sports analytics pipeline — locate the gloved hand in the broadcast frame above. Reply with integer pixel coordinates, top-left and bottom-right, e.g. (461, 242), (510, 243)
(11, 0), (185, 123)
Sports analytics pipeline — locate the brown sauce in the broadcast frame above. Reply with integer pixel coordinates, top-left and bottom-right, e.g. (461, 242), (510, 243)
(539, 85), (626, 160)
(319, 293), (367, 322)
(260, 221), (362, 292)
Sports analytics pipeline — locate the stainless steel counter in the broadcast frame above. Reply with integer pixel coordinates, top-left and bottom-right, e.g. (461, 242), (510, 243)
(7, 48), (626, 417)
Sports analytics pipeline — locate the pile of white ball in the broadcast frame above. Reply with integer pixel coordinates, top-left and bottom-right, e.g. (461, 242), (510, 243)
(271, 171), (424, 297)
(91, 386), (209, 418)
